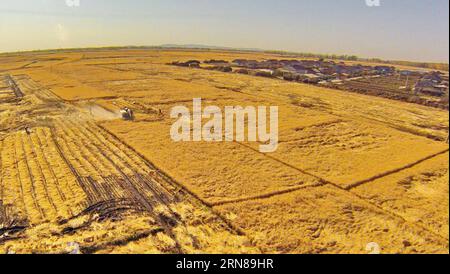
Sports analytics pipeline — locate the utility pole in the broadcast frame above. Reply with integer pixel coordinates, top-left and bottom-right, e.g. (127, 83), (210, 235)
(413, 80), (419, 95)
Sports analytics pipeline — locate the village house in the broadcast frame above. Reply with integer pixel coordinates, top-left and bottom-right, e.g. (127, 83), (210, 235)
(255, 69), (275, 77)
(204, 59), (229, 65)
(415, 82), (448, 97)
(172, 60), (201, 68)
(374, 66), (395, 75)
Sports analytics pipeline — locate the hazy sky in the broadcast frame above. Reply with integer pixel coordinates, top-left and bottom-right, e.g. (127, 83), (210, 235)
(0, 0), (448, 62)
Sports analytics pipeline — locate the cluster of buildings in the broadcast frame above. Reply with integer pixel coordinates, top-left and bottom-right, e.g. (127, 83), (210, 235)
(171, 60), (202, 68)
(226, 59), (396, 84)
(173, 58), (397, 84)
(414, 71), (449, 97)
(171, 59), (448, 98)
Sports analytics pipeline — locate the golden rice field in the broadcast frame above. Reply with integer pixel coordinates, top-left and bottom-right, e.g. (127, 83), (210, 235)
(0, 49), (448, 254)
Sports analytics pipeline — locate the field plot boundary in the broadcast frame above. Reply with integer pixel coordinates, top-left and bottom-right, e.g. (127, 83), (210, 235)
(350, 115), (449, 142)
(231, 140), (449, 244)
(210, 183), (325, 207)
(345, 148), (450, 190)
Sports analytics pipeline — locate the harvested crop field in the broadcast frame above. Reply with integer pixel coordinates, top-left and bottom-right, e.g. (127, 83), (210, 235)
(0, 49), (449, 254)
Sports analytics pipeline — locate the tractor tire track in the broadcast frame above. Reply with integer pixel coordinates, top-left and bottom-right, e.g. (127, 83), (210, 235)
(55, 119), (184, 253)
(79, 121), (178, 203)
(25, 132), (58, 216)
(18, 132), (46, 220)
(34, 130), (69, 204)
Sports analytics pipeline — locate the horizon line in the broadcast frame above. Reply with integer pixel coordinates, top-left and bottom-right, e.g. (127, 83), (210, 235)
(1, 44), (448, 66)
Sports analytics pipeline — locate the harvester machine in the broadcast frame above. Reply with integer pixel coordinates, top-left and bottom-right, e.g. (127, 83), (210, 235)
(120, 107), (134, 121)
